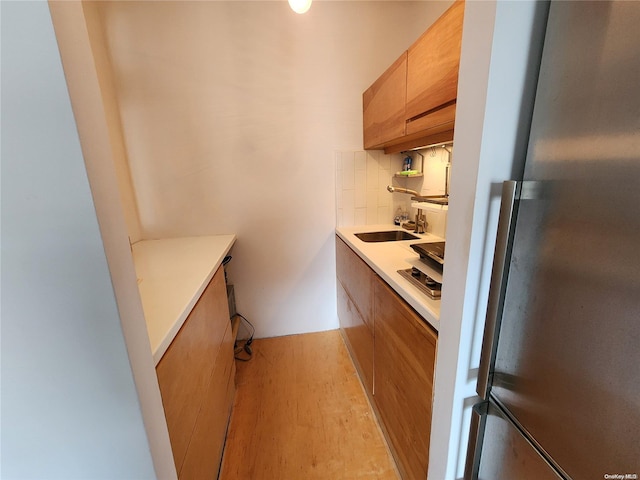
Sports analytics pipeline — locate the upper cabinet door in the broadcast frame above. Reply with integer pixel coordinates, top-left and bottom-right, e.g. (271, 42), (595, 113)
(363, 52), (407, 150)
(405, 0), (464, 121)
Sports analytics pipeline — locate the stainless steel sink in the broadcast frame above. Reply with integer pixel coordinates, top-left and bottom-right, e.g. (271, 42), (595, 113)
(354, 230), (420, 242)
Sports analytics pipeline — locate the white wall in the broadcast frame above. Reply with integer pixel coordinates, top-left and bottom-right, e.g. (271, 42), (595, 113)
(48, 2), (178, 477)
(1, 2), (156, 477)
(81, 2), (144, 243)
(94, 0), (452, 338)
(428, 1), (549, 479)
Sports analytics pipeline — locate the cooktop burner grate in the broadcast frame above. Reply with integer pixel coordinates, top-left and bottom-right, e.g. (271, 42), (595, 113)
(398, 267), (442, 299)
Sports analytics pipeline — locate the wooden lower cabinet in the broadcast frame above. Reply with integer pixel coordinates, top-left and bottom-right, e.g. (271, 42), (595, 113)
(336, 235), (438, 479)
(156, 265), (235, 480)
(336, 236), (374, 331)
(337, 281), (374, 394)
(179, 323), (235, 479)
(336, 237), (375, 396)
(374, 276), (437, 480)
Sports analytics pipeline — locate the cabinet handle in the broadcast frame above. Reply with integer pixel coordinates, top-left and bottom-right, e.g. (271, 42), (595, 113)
(464, 401), (489, 480)
(476, 181), (520, 400)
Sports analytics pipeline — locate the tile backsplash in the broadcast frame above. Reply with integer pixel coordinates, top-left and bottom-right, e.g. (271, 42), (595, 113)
(335, 150), (404, 227)
(335, 147), (450, 238)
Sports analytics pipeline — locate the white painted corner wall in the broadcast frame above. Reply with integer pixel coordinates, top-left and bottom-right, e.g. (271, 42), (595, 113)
(1, 2), (158, 477)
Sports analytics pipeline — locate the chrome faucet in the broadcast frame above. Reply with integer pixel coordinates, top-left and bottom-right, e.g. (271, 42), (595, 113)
(387, 185), (426, 233)
(414, 208), (426, 234)
(386, 185), (420, 196)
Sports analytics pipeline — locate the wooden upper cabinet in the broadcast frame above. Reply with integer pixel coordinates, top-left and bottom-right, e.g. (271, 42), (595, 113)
(363, 52), (407, 150)
(362, 0), (464, 153)
(405, 0), (465, 121)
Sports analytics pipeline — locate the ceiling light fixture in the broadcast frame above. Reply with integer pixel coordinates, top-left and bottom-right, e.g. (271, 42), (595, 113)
(288, 0), (312, 14)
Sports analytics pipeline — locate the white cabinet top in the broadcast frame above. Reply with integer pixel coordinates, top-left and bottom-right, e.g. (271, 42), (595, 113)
(132, 235), (236, 365)
(336, 225), (442, 331)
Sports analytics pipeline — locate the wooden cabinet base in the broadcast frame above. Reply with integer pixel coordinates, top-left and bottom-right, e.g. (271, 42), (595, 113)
(337, 281), (374, 395)
(336, 235), (438, 480)
(156, 266), (235, 479)
(374, 277), (437, 480)
(179, 323), (235, 479)
(336, 237), (375, 396)
(336, 237), (374, 331)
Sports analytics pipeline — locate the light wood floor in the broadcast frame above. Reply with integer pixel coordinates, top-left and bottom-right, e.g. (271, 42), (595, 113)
(218, 330), (400, 480)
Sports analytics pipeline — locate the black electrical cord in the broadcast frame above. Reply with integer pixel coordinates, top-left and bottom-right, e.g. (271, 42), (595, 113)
(234, 313), (255, 362)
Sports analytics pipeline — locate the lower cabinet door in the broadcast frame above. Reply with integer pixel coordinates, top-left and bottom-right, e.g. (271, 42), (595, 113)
(337, 280), (374, 395)
(155, 266), (234, 479)
(335, 237), (374, 331)
(179, 322), (235, 480)
(374, 277), (437, 480)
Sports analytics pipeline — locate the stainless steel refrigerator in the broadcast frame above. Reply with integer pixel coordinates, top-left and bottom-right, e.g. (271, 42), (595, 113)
(465, 1), (640, 479)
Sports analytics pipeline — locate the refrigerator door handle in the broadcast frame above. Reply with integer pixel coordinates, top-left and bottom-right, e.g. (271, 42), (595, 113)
(464, 401), (489, 480)
(476, 181), (520, 399)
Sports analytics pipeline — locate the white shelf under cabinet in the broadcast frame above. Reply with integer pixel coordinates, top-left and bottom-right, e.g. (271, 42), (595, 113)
(411, 201), (449, 212)
(394, 172), (424, 178)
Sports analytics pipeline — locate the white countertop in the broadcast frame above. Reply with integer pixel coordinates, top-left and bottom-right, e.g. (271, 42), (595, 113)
(132, 235), (236, 365)
(336, 224), (443, 331)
